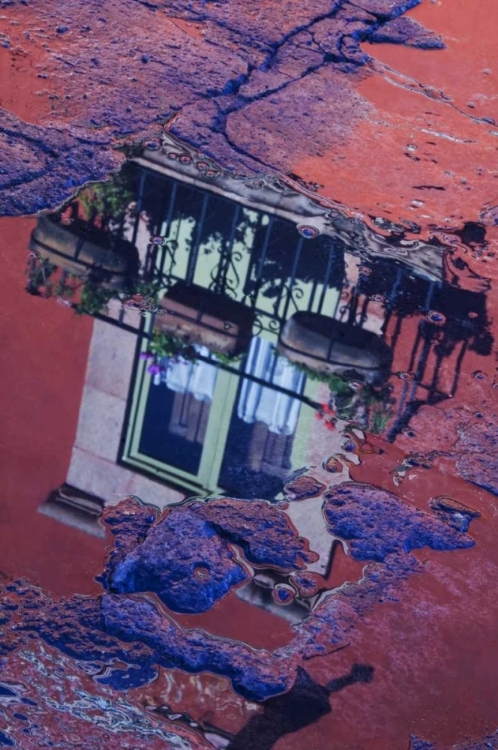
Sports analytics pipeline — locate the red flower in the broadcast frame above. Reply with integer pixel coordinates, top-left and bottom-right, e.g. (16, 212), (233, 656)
(321, 402), (336, 416)
(325, 420), (336, 431)
(315, 412), (324, 420)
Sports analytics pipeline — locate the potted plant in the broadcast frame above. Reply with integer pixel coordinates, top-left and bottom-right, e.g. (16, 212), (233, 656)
(291, 360), (394, 435)
(28, 166), (139, 290)
(25, 255), (163, 318)
(278, 311), (392, 386)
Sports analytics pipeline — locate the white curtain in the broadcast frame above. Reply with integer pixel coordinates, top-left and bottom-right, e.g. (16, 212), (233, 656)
(237, 337), (304, 436)
(152, 338), (304, 434)
(153, 346), (217, 403)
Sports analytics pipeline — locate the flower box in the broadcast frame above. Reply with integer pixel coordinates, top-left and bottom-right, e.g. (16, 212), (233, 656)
(277, 312), (392, 385)
(154, 282), (254, 355)
(29, 214), (135, 289)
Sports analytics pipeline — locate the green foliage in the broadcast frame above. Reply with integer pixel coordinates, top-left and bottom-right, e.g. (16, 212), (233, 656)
(27, 252), (166, 318)
(148, 330), (243, 364)
(290, 359), (393, 434)
(149, 330), (198, 361)
(78, 167), (135, 226)
(128, 277), (163, 303)
(26, 258), (56, 292)
(370, 407), (391, 435)
(74, 283), (115, 316)
(53, 273), (81, 299)
(213, 350), (243, 366)
(290, 361), (351, 394)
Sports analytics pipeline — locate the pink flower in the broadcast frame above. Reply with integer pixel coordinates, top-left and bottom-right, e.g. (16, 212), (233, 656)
(147, 363), (161, 375)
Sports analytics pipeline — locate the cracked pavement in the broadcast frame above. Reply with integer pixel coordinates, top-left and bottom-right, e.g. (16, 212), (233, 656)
(0, 0), (496, 251)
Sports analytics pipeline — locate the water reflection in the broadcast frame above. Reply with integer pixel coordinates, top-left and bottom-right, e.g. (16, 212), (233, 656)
(25, 134), (493, 505)
(1, 132), (494, 750)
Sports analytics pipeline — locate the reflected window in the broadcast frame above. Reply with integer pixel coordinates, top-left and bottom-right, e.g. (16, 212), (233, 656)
(139, 347), (218, 474)
(123, 336), (310, 498)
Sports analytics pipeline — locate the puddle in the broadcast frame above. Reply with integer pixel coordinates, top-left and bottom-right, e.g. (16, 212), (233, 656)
(1, 6), (498, 749)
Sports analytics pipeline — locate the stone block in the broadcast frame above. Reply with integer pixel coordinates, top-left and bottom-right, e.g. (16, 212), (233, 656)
(74, 385), (126, 462)
(86, 320), (136, 400)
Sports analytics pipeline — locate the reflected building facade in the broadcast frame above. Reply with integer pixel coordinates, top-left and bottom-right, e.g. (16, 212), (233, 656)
(27, 134), (492, 524)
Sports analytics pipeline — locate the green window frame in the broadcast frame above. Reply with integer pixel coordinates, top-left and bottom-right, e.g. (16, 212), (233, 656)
(121, 331), (320, 497)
